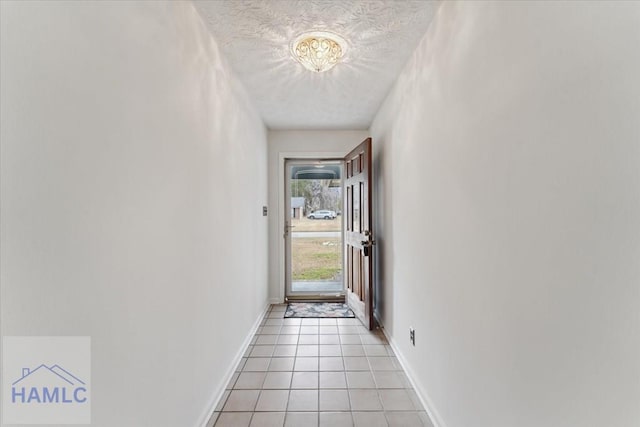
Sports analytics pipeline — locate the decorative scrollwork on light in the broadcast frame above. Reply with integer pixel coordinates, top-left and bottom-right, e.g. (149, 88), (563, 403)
(291, 31), (347, 73)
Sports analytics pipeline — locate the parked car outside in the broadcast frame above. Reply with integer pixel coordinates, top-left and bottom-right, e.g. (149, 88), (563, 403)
(308, 210), (337, 220)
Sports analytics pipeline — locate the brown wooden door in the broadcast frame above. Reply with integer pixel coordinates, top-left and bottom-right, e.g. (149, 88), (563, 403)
(344, 138), (375, 330)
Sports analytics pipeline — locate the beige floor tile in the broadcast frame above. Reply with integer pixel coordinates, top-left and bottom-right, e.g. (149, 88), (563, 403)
(338, 326), (361, 334)
(294, 357), (319, 371)
(244, 358), (271, 372)
(206, 411), (219, 427)
(291, 371), (318, 389)
(237, 358), (248, 372)
(360, 334), (388, 345)
(297, 345), (319, 357)
(223, 390), (260, 412)
(215, 390), (230, 412)
(262, 372), (292, 389)
(343, 357), (370, 371)
(256, 335), (279, 345)
(319, 357), (344, 371)
(353, 411), (388, 427)
(341, 345), (365, 356)
(277, 335), (299, 345)
(362, 345), (387, 357)
(266, 313), (283, 319)
(346, 371), (376, 389)
(250, 411), (286, 426)
(319, 412), (353, 427)
(319, 345), (342, 356)
(268, 357), (295, 372)
(251, 346), (275, 357)
(273, 345), (297, 357)
(372, 371), (405, 389)
(319, 334), (341, 344)
(227, 306), (427, 427)
(215, 412), (252, 427)
(319, 326), (339, 334)
(319, 389), (350, 411)
(378, 389), (415, 411)
(300, 326), (319, 334)
(298, 335), (319, 345)
(227, 372), (239, 389)
(348, 389), (383, 411)
(368, 357), (396, 371)
(284, 412), (318, 427)
(255, 390), (289, 412)
(260, 326), (282, 335)
(235, 372), (266, 389)
(287, 389), (318, 411)
(385, 412), (425, 427)
(336, 318), (361, 326)
(339, 335), (362, 344)
(319, 372), (347, 389)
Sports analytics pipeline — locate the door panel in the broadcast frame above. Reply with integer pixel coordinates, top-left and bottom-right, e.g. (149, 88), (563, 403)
(344, 138), (374, 330)
(285, 159), (345, 299)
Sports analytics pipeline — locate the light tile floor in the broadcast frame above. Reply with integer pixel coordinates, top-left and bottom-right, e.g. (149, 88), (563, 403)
(209, 304), (434, 427)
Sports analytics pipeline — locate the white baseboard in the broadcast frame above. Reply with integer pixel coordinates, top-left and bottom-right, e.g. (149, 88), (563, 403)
(378, 320), (448, 427)
(269, 297), (283, 304)
(196, 301), (271, 427)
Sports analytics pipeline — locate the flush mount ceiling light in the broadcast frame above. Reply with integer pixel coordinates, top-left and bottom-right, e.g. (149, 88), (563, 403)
(290, 31), (347, 73)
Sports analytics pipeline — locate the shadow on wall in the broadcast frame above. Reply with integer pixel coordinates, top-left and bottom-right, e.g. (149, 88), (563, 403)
(372, 136), (393, 331)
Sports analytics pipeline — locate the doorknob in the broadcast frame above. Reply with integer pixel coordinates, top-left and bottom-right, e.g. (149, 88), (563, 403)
(361, 230), (375, 247)
(361, 238), (375, 256)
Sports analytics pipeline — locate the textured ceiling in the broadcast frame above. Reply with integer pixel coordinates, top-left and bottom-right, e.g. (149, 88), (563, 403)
(193, 0), (438, 130)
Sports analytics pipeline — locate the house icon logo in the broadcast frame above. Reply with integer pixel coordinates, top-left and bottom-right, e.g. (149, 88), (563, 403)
(11, 364), (88, 404)
(2, 336), (91, 424)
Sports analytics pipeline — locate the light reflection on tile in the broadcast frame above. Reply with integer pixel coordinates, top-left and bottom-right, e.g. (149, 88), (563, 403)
(215, 305), (432, 427)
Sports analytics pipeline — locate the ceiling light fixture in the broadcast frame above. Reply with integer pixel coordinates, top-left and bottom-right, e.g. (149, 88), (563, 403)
(291, 31), (347, 73)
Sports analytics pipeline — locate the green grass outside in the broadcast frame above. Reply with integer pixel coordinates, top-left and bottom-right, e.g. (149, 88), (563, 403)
(294, 266), (342, 281)
(292, 238), (342, 281)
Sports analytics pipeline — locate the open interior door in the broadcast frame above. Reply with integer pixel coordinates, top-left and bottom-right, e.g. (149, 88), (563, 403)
(344, 138), (375, 330)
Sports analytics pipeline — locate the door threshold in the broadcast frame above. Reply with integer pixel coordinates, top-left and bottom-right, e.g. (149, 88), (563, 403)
(286, 294), (345, 303)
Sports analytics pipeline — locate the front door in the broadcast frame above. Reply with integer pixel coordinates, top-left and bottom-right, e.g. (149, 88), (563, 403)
(285, 159), (344, 300)
(344, 138), (375, 330)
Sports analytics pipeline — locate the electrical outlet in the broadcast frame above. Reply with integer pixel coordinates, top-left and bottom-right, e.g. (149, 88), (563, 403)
(409, 327), (415, 346)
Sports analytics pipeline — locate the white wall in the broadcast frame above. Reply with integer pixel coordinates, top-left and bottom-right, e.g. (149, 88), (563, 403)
(267, 130), (368, 301)
(0, 2), (268, 426)
(370, 1), (640, 427)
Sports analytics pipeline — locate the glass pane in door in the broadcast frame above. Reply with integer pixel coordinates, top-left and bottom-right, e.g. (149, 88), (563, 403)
(288, 161), (343, 294)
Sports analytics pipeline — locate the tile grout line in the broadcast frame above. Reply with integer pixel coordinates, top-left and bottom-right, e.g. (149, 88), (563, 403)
(215, 304), (428, 426)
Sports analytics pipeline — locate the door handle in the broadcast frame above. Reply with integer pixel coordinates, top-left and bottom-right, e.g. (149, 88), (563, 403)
(361, 238), (375, 256)
(284, 224), (296, 238)
(361, 230), (375, 247)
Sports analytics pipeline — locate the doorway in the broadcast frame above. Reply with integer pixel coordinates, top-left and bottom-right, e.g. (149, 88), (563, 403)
(285, 159), (344, 300)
